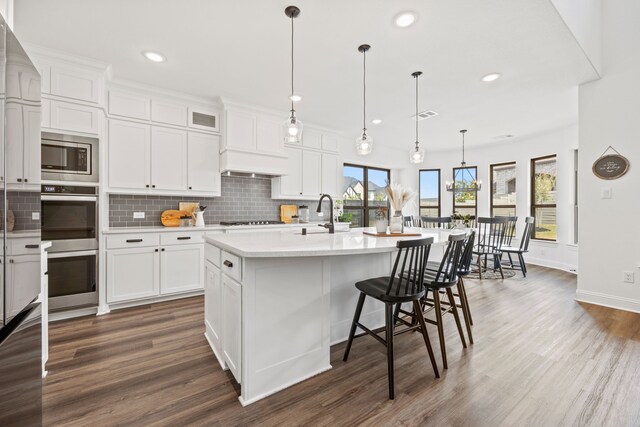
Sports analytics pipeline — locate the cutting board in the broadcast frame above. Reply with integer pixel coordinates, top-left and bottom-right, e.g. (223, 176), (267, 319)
(363, 231), (422, 237)
(280, 204), (298, 223)
(161, 210), (190, 227)
(179, 202), (199, 217)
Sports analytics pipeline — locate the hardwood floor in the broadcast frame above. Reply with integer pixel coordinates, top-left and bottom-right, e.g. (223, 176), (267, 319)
(43, 266), (640, 426)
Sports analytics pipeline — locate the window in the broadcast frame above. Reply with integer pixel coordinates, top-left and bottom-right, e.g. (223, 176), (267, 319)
(531, 155), (557, 241)
(452, 166), (477, 219)
(342, 164), (390, 227)
(490, 162), (516, 217)
(419, 169), (440, 217)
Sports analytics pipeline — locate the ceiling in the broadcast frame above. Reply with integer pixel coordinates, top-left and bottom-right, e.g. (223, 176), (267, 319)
(14, 0), (597, 152)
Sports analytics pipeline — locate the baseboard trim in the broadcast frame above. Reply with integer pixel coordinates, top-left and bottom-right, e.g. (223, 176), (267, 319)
(525, 256), (577, 274)
(575, 290), (640, 314)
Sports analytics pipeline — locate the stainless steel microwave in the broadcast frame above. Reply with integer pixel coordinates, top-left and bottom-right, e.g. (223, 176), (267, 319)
(41, 132), (99, 182)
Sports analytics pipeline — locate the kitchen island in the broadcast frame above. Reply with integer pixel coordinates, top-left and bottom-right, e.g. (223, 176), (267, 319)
(203, 227), (456, 405)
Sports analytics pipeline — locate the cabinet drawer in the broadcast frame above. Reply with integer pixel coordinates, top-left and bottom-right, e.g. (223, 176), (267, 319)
(160, 232), (204, 245)
(205, 244), (221, 267)
(9, 237), (42, 256)
(220, 251), (241, 282)
(106, 233), (160, 249)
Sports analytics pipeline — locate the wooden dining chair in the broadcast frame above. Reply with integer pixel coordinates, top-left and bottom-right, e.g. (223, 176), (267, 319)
(343, 237), (440, 400)
(421, 216), (452, 229)
(473, 217), (508, 279)
(501, 217), (534, 277)
(403, 216), (420, 227)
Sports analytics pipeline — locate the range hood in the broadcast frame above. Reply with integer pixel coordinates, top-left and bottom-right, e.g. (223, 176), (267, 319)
(221, 171), (278, 180)
(219, 148), (288, 178)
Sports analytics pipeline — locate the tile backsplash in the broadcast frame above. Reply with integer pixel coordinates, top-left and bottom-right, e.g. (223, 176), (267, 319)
(109, 176), (328, 227)
(7, 191), (41, 231)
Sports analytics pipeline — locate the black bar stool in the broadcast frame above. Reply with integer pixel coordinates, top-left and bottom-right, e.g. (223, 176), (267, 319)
(501, 217), (534, 277)
(343, 237), (439, 400)
(421, 216), (452, 229)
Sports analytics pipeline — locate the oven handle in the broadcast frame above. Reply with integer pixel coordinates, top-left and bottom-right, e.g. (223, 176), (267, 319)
(41, 195), (98, 202)
(47, 249), (99, 259)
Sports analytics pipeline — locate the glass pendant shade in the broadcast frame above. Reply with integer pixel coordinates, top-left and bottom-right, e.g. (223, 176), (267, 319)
(409, 145), (425, 163)
(356, 131), (373, 155)
(283, 111), (303, 144)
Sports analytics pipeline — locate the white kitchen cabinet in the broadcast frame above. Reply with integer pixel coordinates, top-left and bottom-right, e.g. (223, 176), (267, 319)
(302, 150), (322, 197)
(5, 102), (41, 187)
(321, 153), (340, 197)
(278, 147), (302, 197)
(50, 100), (101, 134)
(153, 100), (188, 127)
(108, 119), (151, 190)
(41, 98), (51, 128)
(108, 90), (151, 120)
(106, 246), (160, 303)
(205, 261), (224, 363)
(225, 109), (256, 151)
(50, 65), (103, 104)
(256, 115), (284, 155)
(187, 132), (221, 194)
(5, 255), (41, 319)
(222, 274), (242, 383)
(6, 63), (41, 103)
(321, 133), (339, 152)
(160, 244), (204, 295)
(303, 128), (322, 150)
(150, 127), (187, 191)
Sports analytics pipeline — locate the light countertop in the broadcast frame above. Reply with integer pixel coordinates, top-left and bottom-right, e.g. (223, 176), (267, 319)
(204, 227), (460, 258)
(102, 222), (341, 234)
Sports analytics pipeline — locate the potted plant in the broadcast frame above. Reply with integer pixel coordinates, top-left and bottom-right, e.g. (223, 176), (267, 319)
(375, 207), (388, 233)
(385, 184), (417, 233)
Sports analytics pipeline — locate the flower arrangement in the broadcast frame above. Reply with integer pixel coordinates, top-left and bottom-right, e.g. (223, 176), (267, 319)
(384, 184), (416, 215)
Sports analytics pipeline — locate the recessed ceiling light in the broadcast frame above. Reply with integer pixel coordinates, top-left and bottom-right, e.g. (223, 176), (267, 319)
(371, 119), (382, 125)
(481, 73), (501, 82)
(494, 134), (515, 139)
(142, 51), (166, 63)
(290, 94), (302, 102)
(394, 11), (417, 28)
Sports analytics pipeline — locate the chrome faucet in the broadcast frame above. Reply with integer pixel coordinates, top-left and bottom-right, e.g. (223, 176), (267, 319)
(316, 194), (335, 234)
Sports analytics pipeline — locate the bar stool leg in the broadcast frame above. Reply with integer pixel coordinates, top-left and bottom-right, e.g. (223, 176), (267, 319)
(412, 300), (440, 378)
(456, 279), (474, 344)
(385, 303), (395, 399)
(432, 290), (447, 369)
(460, 277), (473, 326)
(343, 292), (366, 362)
(446, 288), (467, 348)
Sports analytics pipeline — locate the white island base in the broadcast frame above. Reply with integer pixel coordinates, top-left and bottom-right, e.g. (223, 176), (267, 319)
(203, 228), (450, 405)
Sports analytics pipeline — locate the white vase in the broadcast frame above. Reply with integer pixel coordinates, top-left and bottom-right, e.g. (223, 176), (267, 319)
(389, 214), (403, 234)
(375, 219), (387, 233)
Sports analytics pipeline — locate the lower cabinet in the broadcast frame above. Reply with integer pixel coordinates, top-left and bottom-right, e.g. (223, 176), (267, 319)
(160, 244), (204, 295)
(221, 274), (242, 382)
(106, 232), (204, 304)
(4, 254), (42, 319)
(106, 246), (160, 303)
(204, 261), (223, 357)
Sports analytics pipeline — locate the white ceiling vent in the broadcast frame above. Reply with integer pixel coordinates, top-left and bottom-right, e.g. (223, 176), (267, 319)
(412, 110), (439, 121)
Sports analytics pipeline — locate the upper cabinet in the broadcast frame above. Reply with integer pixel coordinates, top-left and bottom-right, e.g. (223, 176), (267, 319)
(48, 100), (101, 135)
(188, 133), (221, 194)
(153, 101), (188, 127)
(5, 102), (41, 189)
(221, 106), (288, 176)
(50, 65), (104, 104)
(109, 91), (151, 120)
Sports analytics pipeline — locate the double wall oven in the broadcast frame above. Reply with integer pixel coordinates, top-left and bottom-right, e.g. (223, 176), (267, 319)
(41, 132), (100, 311)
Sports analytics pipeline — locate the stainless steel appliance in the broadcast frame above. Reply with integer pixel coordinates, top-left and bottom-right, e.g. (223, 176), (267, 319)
(41, 185), (99, 310)
(41, 132), (99, 182)
(220, 220), (285, 226)
(0, 16), (43, 426)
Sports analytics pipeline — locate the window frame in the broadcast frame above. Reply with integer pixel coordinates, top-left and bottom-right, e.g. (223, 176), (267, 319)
(343, 163), (390, 227)
(530, 154), (557, 241)
(419, 169), (441, 218)
(452, 166), (478, 220)
(490, 161), (517, 217)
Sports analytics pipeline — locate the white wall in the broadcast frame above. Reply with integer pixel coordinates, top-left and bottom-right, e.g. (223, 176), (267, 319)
(406, 124), (579, 271)
(0, 0), (13, 29)
(576, 0), (640, 312)
(550, 0), (602, 75)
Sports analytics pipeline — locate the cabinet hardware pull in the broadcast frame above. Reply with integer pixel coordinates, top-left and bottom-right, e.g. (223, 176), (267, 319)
(189, 186), (192, 190)
(126, 239), (143, 243)
(44, 271), (48, 275)
(152, 185), (156, 188)
(161, 248), (165, 251)
(10, 259), (14, 263)
(155, 249), (159, 252)
(223, 260), (233, 268)
(25, 244), (39, 249)
(17, 178), (22, 182)
(24, 178), (28, 182)
(177, 236), (191, 240)
(146, 184), (150, 188)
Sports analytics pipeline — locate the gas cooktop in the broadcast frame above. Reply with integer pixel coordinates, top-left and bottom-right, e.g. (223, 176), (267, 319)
(220, 220), (286, 226)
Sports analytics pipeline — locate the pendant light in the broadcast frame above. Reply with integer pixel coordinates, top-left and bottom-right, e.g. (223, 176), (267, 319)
(283, 6), (303, 144)
(445, 129), (482, 192)
(356, 44), (373, 155)
(409, 71), (425, 163)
